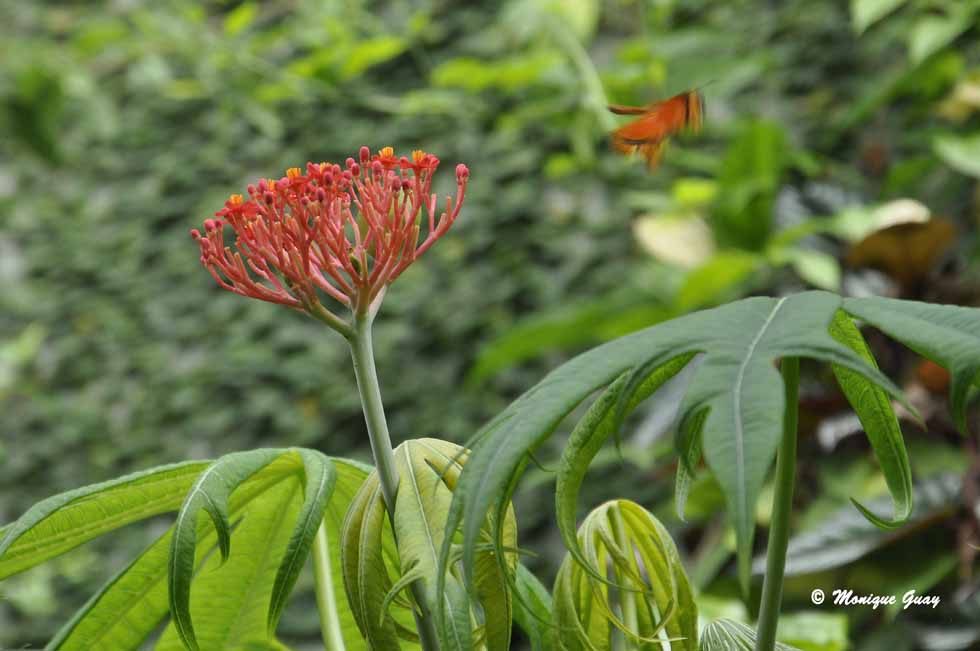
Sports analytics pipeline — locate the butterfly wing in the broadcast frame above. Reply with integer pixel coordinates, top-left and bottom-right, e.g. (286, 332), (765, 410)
(608, 91), (704, 168)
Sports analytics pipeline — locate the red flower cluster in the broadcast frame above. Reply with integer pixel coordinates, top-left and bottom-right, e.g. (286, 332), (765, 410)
(191, 147), (469, 324)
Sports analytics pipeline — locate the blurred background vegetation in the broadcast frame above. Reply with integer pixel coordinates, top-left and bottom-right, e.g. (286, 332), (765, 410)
(1, 0), (979, 649)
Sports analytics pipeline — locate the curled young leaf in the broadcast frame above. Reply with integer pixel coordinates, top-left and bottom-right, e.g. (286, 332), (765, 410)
(553, 500), (697, 651)
(341, 438), (517, 651)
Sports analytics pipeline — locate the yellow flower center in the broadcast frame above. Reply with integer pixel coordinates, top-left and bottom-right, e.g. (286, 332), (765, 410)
(379, 146), (394, 158)
(286, 167), (302, 180)
(229, 194), (243, 206)
(412, 149), (427, 164)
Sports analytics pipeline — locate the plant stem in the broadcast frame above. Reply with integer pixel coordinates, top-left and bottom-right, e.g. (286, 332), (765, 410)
(312, 523), (346, 651)
(755, 356), (799, 651)
(348, 314), (441, 651)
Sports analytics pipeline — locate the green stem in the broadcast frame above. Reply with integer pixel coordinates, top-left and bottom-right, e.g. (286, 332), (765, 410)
(755, 357), (799, 651)
(312, 523), (346, 651)
(348, 313), (442, 651)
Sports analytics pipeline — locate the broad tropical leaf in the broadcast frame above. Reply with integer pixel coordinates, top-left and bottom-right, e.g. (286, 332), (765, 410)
(35, 450), (369, 651)
(555, 359), (690, 577)
(842, 296), (980, 433)
(444, 291), (980, 595)
(47, 466), (286, 650)
(168, 449), (286, 650)
(0, 460), (208, 579)
(447, 292), (894, 592)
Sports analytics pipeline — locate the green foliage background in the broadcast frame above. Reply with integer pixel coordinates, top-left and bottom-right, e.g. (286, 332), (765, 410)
(1, 0), (978, 649)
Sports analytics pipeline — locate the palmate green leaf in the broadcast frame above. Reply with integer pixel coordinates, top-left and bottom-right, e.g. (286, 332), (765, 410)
(828, 310), (912, 528)
(0, 460), (209, 580)
(46, 465), (285, 650)
(45, 451), (369, 651)
(843, 296), (980, 433)
(700, 619), (801, 651)
(168, 449), (285, 650)
(157, 478), (300, 650)
(443, 291), (980, 596)
(555, 359), (691, 582)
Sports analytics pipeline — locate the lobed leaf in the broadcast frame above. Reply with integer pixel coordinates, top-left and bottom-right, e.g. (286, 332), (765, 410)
(266, 449), (337, 632)
(555, 359), (690, 584)
(157, 478), (301, 650)
(168, 449), (285, 650)
(828, 310), (913, 529)
(46, 464), (286, 650)
(0, 460), (208, 580)
(44, 450), (370, 650)
(446, 291), (912, 595)
(843, 296), (980, 434)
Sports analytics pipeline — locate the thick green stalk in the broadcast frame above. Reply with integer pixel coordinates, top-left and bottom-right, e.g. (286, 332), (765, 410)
(755, 357), (799, 651)
(312, 523), (346, 651)
(348, 314), (441, 651)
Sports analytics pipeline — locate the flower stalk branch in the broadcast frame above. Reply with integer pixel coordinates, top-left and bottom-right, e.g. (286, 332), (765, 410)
(191, 147), (467, 651)
(348, 312), (442, 651)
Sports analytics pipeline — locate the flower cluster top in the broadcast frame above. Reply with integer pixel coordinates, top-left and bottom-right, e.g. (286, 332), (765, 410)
(191, 147), (469, 327)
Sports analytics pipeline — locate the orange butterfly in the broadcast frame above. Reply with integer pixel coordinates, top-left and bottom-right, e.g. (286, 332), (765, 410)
(609, 89), (705, 168)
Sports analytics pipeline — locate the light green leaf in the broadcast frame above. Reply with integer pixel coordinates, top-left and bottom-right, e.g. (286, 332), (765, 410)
(843, 296), (980, 433)
(445, 291), (934, 597)
(0, 460), (209, 580)
(555, 358), (691, 580)
(157, 478), (300, 650)
(788, 249), (841, 292)
(851, 0), (908, 34)
(512, 563), (556, 651)
(266, 449), (336, 632)
(47, 450), (367, 651)
(829, 310), (912, 528)
(341, 475), (405, 649)
(344, 439), (510, 650)
(223, 2), (257, 36)
(908, 8), (975, 65)
(46, 462), (290, 650)
(168, 449), (285, 650)
(700, 619), (801, 651)
(776, 612), (848, 651)
(934, 133), (980, 178)
(553, 500), (697, 651)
